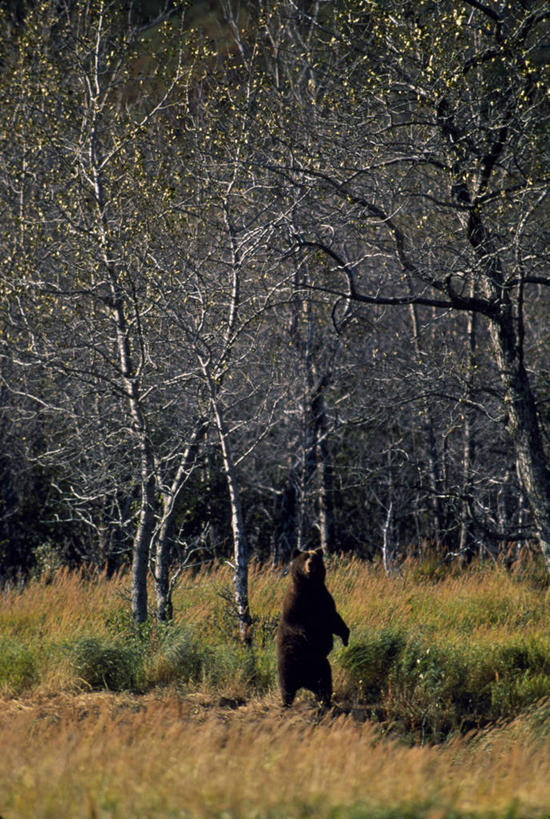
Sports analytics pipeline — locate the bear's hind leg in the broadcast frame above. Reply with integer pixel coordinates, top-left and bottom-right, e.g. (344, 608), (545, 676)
(310, 658), (332, 709)
(278, 665), (298, 707)
(281, 688), (297, 707)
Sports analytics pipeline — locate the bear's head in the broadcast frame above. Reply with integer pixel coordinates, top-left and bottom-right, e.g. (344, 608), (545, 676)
(291, 548), (326, 584)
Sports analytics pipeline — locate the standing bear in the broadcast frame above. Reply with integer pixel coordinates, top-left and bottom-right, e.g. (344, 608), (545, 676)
(276, 548), (350, 708)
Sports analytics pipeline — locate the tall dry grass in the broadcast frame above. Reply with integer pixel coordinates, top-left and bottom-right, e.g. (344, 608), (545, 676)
(3, 557), (550, 814)
(2, 558), (550, 700)
(2, 692), (550, 817)
(326, 556), (549, 641)
(0, 566), (127, 641)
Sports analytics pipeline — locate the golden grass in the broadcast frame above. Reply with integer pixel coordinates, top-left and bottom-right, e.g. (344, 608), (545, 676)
(2, 558), (546, 646)
(327, 557), (550, 645)
(0, 567), (127, 643)
(1, 558), (549, 695)
(0, 560), (550, 819)
(2, 692), (550, 818)
(2, 558), (550, 815)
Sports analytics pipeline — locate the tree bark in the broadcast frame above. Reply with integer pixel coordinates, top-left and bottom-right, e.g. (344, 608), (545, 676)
(131, 440), (156, 624)
(315, 380), (335, 556)
(153, 420), (207, 621)
(467, 206), (550, 568)
(408, 303), (446, 545)
(214, 402), (253, 645)
(203, 363), (252, 645)
(488, 312), (550, 568)
(112, 297), (156, 623)
(273, 470), (299, 565)
(458, 304), (478, 563)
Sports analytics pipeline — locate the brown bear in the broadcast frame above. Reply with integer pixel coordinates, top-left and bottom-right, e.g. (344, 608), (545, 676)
(276, 548), (350, 708)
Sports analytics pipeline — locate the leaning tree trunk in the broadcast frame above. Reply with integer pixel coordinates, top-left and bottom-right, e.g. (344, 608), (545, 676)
(153, 420), (207, 621)
(89, 97), (156, 623)
(314, 379), (336, 557)
(466, 202), (550, 570)
(215, 405), (253, 645)
(111, 297), (156, 625)
(203, 365), (252, 645)
(111, 296), (156, 624)
(488, 310), (550, 569)
(106, 281), (156, 624)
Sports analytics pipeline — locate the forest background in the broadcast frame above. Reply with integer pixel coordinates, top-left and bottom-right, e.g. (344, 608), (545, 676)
(1, 0), (550, 631)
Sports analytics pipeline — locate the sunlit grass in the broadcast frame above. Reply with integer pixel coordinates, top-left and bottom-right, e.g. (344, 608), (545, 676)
(3, 557), (550, 815)
(329, 557), (549, 641)
(0, 566), (127, 642)
(2, 557), (550, 702)
(3, 692), (550, 818)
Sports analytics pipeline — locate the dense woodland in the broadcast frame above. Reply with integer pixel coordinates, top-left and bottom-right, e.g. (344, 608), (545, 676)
(1, 0), (550, 627)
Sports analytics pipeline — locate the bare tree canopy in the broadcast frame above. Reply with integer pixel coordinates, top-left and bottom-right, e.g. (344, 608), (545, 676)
(1, 0), (549, 620)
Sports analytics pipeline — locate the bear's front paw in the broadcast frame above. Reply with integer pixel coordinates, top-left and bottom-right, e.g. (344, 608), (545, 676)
(342, 627), (350, 647)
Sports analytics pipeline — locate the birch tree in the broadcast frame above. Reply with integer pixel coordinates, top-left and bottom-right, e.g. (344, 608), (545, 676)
(166, 32), (287, 641)
(272, 0), (550, 564)
(0, 2), (212, 619)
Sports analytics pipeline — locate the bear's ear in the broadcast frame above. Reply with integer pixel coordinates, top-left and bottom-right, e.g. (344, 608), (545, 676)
(314, 548), (324, 557)
(291, 548), (302, 560)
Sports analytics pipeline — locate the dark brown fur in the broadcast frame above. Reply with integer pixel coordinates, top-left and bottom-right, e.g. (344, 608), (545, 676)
(276, 548), (350, 707)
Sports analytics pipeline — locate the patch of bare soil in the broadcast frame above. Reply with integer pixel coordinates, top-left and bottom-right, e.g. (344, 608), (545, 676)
(0, 690), (365, 735)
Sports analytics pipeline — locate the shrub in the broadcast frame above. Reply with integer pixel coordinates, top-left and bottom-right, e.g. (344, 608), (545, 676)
(238, 645), (276, 694)
(341, 630), (550, 742)
(202, 641), (277, 696)
(525, 697), (550, 739)
(489, 639), (550, 718)
(388, 637), (484, 741)
(0, 639), (38, 694)
(68, 636), (142, 692)
(146, 627), (211, 688)
(491, 672), (550, 716)
(341, 628), (407, 701)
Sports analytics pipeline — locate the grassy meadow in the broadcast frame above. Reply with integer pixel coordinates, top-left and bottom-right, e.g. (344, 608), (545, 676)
(3, 557), (550, 817)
